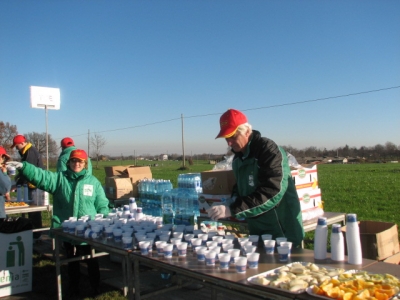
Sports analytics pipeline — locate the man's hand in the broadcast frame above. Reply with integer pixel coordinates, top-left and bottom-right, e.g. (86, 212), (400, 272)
(6, 161), (23, 169)
(207, 205), (232, 220)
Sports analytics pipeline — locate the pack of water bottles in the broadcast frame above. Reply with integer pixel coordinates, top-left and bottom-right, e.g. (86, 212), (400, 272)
(138, 179), (173, 216)
(177, 173), (202, 193)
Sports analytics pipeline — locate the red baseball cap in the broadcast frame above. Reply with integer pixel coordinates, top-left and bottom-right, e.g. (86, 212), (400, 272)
(0, 147), (10, 160)
(11, 135), (26, 148)
(215, 109), (248, 139)
(69, 149), (88, 161)
(61, 137), (74, 149)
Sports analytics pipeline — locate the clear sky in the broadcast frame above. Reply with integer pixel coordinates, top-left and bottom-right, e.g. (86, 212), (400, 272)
(1, 0), (399, 157)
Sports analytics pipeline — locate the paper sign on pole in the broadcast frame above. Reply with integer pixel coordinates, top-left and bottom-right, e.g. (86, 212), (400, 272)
(30, 86), (60, 110)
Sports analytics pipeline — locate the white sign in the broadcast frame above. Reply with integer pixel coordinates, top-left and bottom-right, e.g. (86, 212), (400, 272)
(30, 86), (60, 110)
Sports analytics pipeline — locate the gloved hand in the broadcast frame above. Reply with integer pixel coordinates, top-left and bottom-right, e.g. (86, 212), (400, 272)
(207, 205), (232, 220)
(6, 161), (23, 169)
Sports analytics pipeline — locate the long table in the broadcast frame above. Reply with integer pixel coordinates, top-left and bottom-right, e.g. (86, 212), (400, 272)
(6, 204), (53, 232)
(51, 226), (400, 300)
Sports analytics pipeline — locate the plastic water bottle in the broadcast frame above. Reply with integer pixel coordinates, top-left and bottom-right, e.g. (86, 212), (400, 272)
(129, 197), (137, 219)
(161, 190), (174, 224)
(314, 217), (328, 260)
(330, 224), (345, 261)
(346, 214), (362, 264)
(17, 185), (22, 202)
(177, 188), (193, 226)
(23, 184), (29, 202)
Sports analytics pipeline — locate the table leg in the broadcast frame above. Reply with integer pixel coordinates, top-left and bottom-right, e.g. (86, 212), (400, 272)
(55, 235), (62, 300)
(133, 257), (140, 300)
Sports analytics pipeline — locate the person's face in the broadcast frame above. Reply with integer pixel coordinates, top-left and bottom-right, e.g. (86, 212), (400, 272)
(225, 130), (250, 153)
(15, 143), (25, 151)
(69, 158), (86, 172)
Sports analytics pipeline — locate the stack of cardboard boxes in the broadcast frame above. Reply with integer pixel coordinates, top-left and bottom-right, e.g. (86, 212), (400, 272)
(290, 164), (323, 219)
(104, 165), (152, 200)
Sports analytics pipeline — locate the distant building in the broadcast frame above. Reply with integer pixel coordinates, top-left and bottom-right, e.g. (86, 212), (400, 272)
(160, 154), (168, 161)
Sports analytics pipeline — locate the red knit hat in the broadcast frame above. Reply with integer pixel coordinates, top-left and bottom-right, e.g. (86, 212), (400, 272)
(11, 135), (26, 148)
(0, 147), (10, 160)
(215, 109), (248, 139)
(61, 137), (74, 149)
(69, 149), (88, 161)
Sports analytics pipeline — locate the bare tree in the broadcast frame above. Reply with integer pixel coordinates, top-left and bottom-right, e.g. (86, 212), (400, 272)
(90, 134), (107, 169)
(25, 132), (58, 160)
(0, 121), (18, 152)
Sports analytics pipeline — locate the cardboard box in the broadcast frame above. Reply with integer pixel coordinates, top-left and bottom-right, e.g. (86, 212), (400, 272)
(0, 230), (32, 297)
(341, 221), (400, 261)
(291, 165), (318, 190)
(104, 165), (134, 177)
(123, 166), (152, 182)
(297, 188), (322, 211)
(201, 170), (236, 195)
(105, 176), (133, 199)
(198, 194), (231, 217)
(383, 252), (400, 265)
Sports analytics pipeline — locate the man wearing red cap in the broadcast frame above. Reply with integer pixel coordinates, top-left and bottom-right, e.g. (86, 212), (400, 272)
(7, 149), (109, 296)
(0, 147), (12, 219)
(209, 109), (304, 247)
(11, 134), (44, 239)
(57, 137), (92, 173)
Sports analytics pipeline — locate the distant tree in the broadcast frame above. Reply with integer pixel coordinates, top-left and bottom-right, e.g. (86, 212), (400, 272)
(0, 121), (18, 152)
(188, 157), (193, 165)
(90, 134), (107, 169)
(25, 132), (58, 159)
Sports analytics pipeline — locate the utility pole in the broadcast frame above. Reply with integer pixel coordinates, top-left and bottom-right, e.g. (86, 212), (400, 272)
(181, 114), (185, 167)
(88, 129), (90, 157)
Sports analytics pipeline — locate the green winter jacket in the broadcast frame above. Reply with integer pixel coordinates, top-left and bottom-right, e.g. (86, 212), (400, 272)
(230, 130), (304, 247)
(57, 146), (93, 174)
(19, 161), (109, 233)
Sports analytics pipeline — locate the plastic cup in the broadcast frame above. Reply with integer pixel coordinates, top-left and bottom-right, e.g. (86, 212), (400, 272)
(206, 251), (217, 266)
(248, 235), (259, 245)
(75, 224), (85, 237)
(206, 241), (218, 249)
(104, 226), (114, 239)
(196, 247), (207, 261)
(159, 234), (170, 242)
(62, 221), (70, 233)
(163, 244), (173, 258)
(177, 242), (188, 257)
(122, 237), (133, 250)
(222, 243), (234, 253)
(277, 246), (290, 262)
(7, 166), (16, 176)
(227, 249), (240, 264)
(224, 234), (235, 240)
(280, 241), (293, 257)
(113, 228), (123, 243)
(173, 231), (183, 239)
(68, 221), (77, 235)
(218, 253), (231, 269)
(185, 225), (195, 233)
(198, 233), (208, 245)
(155, 241), (166, 256)
(261, 234), (273, 241)
(244, 245), (257, 255)
(235, 257), (247, 273)
(276, 237), (287, 247)
(191, 238), (203, 253)
(264, 240), (276, 254)
(139, 241), (150, 255)
(146, 232), (156, 239)
(246, 252), (260, 269)
(221, 238), (233, 245)
(184, 234), (195, 245)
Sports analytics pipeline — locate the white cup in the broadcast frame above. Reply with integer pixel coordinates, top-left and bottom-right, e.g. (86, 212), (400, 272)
(227, 248), (240, 264)
(218, 253), (231, 269)
(261, 234), (273, 241)
(264, 240), (276, 254)
(122, 237), (133, 250)
(196, 247), (207, 261)
(163, 244), (174, 258)
(248, 235), (259, 245)
(155, 241), (167, 256)
(275, 237), (287, 247)
(75, 224), (85, 237)
(113, 228), (123, 243)
(277, 246), (290, 262)
(177, 242), (188, 257)
(139, 241), (150, 255)
(244, 245), (257, 255)
(235, 257), (247, 273)
(222, 243), (234, 253)
(246, 252), (260, 269)
(280, 241), (293, 257)
(206, 251), (217, 266)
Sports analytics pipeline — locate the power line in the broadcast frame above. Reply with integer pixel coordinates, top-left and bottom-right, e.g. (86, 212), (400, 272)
(60, 85), (400, 140)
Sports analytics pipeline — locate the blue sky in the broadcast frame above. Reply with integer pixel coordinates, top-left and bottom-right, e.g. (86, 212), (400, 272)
(1, 0), (399, 156)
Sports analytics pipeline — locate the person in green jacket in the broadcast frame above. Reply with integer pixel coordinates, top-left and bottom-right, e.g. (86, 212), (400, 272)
(8, 149), (109, 297)
(57, 137), (92, 173)
(208, 109), (304, 248)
